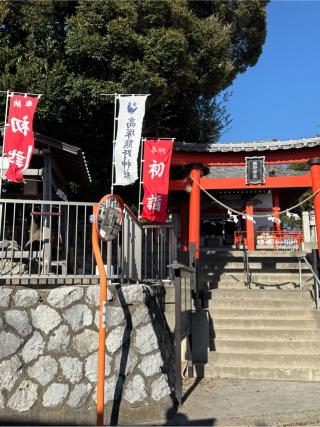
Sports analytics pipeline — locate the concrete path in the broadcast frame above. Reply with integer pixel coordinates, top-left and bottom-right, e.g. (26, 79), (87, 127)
(165, 378), (320, 426)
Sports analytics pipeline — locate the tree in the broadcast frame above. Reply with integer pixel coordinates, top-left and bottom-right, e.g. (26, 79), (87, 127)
(288, 163), (309, 171)
(0, 0), (268, 198)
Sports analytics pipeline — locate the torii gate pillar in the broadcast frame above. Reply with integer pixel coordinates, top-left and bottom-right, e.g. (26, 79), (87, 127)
(272, 189), (281, 234)
(245, 200), (255, 252)
(309, 158), (320, 254)
(189, 167), (201, 259)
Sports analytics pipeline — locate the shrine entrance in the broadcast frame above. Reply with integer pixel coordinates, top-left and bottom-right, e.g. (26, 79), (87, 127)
(167, 138), (320, 384)
(169, 137), (320, 258)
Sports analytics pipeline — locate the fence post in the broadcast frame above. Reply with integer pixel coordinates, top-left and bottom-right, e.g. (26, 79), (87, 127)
(174, 266), (182, 404)
(189, 242), (201, 308)
(42, 151), (52, 274)
(312, 248), (319, 298)
(188, 243), (196, 289)
(168, 262), (194, 405)
(134, 220), (142, 281)
(171, 214), (178, 265)
(298, 258), (302, 290)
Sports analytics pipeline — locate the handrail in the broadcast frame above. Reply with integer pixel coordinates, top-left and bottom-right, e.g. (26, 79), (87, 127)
(236, 225), (251, 288)
(243, 239), (251, 289)
(142, 223), (173, 229)
(0, 198), (95, 207)
(299, 255), (320, 310)
(123, 204), (143, 228)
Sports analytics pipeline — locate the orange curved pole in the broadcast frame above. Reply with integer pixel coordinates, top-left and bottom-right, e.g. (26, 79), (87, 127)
(92, 203), (107, 426)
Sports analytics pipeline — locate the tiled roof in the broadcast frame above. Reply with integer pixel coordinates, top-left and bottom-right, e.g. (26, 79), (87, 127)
(0, 127), (91, 186)
(174, 137), (320, 153)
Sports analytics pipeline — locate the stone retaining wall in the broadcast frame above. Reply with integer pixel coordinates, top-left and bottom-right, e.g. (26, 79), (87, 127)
(0, 284), (175, 425)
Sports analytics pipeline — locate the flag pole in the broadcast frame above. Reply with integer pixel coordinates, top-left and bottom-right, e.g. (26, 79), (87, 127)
(138, 137), (145, 220)
(111, 94), (119, 195)
(100, 93), (119, 195)
(0, 90), (10, 197)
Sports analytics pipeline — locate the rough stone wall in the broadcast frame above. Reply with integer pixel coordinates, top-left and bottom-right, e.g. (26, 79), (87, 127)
(0, 284), (175, 425)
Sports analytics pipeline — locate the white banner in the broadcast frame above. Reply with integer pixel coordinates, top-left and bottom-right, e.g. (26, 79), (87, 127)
(114, 95), (147, 186)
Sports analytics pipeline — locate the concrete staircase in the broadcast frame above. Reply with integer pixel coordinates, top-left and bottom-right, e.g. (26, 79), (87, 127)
(195, 288), (320, 381)
(199, 250), (314, 290)
(192, 250), (320, 381)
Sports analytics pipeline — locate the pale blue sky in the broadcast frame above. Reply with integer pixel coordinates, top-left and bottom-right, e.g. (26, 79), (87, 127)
(219, 0), (320, 143)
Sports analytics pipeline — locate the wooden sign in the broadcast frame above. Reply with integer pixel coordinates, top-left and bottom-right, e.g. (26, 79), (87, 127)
(245, 156), (265, 184)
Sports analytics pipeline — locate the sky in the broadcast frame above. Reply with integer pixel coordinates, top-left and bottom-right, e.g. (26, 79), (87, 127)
(219, 0), (320, 143)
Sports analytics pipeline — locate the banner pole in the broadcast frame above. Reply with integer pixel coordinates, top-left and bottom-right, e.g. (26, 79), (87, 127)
(111, 94), (118, 195)
(138, 137), (145, 220)
(0, 90), (10, 197)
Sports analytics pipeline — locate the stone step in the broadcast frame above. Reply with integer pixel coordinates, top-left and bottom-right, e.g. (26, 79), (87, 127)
(197, 364), (320, 381)
(208, 298), (315, 310)
(208, 262), (310, 270)
(209, 282), (307, 290)
(208, 289), (313, 301)
(201, 250), (306, 258)
(214, 328), (320, 342)
(208, 279), (314, 290)
(251, 272), (313, 281)
(213, 318), (320, 330)
(203, 274), (314, 288)
(208, 352), (320, 368)
(209, 272), (314, 281)
(210, 308), (317, 320)
(214, 340), (320, 354)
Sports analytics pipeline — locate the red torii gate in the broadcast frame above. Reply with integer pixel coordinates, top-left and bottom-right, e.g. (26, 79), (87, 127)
(169, 137), (320, 257)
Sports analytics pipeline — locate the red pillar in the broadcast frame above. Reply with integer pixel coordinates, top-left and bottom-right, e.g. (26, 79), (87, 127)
(272, 189), (281, 234)
(246, 200), (255, 252)
(309, 158), (320, 253)
(180, 199), (189, 252)
(189, 167), (201, 259)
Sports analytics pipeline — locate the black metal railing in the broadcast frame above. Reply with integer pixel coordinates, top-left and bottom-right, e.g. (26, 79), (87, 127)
(237, 220), (251, 288)
(168, 261), (194, 405)
(298, 249), (320, 310)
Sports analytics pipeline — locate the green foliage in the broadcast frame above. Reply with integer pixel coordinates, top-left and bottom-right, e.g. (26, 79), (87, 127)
(0, 0), (268, 198)
(299, 189), (313, 211)
(280, 213), (302, 230)
(280, 188), (313, 230)
(288, 163), (309, 171)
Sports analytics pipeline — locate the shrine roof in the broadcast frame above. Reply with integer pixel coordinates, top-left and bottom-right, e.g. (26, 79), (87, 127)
(0, 127), (92, 186)
(174, 136), (320, 153)
(207, 165), (307, 179)
(34, 132), (92, 186)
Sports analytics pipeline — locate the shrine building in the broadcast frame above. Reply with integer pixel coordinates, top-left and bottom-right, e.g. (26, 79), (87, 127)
(168, 137), (320, 257)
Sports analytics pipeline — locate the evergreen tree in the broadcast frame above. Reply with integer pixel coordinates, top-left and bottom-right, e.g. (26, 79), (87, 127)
(0, 0), (268, 196)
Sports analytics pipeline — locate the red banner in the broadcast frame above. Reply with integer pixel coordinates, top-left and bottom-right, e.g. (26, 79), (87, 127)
(4, 94), (39, 183)
(141, 139), (173, 222)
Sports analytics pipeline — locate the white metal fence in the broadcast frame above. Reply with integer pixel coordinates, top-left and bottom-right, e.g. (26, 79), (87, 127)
(0, 199), (176, 283)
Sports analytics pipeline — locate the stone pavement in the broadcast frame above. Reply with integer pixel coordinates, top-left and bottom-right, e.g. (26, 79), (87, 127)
(163, 378), (320, 426)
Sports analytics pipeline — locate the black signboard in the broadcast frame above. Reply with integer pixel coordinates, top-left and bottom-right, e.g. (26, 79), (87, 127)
(245, 156), (265, 184)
